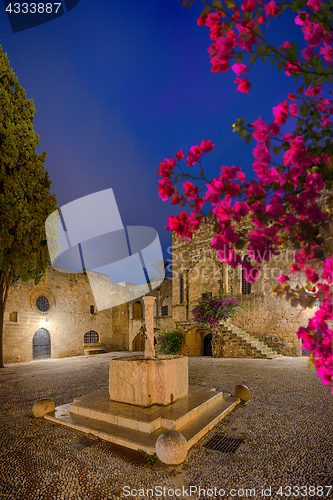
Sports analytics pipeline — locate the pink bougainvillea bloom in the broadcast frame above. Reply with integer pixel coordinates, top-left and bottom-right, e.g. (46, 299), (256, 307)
(276, 274), (290, 284)
(197, 14), (208, 26)
(285, 60), (302, 75)
(187, 145), (202, 166)
(307, 0), (321, 11)
(241, 0), (256, 12)
(233, 201), (249, 221)
(158, 179), (174, 201)
(273, 101), (288, 124)
(200, 139), (214, 152)
(231, 62), (247, 76)
(252, 117), (269, 142)
(165, 212), (192, 240)
(183, 182), (199, 200)
(304, 267), (319, 283)
(279, 41), (291, 50)
(320, 43), (333, 65)
(304, 84), (322, 96)
(288, 93), (296, 100)
(236, 171), (246, 182)
(289, 104), (298, 116)
(322, 258), (333, 283)
(268, 122), (280, 135)
(301, 45), (316, 60)
(303, 22), (326, 47)
(175, 149), (184, 161)
(264, 0), (280, 17)
(242, 260), (260, 282)
(235, 78), (251, 93)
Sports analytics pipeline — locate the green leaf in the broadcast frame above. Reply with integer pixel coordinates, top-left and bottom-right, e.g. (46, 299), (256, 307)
(256, 42), (265, 54)
(236, 54), (243, 63)
(249, 53), (256, 65)
(270, 58), (275, 66)
(245, 134), (252, 145)
(303, 72), (315, 87)
(299, 105), (308, 118)
(261, 55), (267, 62)
(282, 142), (291, 151)
(272, 146), (281, 156)
(277, 59), (285, 72)
(212, 0), (223, 8)
(284, 181), (294, 193)
(239, 128), (247, 140)
(286, 42), (297, 63)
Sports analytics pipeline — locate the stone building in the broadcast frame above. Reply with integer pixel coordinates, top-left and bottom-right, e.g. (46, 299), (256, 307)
(4, 218), (319, 363)
(3, 266), (128, 364)
(171, 222), (315, 358)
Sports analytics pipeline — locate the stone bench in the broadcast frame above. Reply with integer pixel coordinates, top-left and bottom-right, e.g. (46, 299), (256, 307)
(84, 345), (105, 355)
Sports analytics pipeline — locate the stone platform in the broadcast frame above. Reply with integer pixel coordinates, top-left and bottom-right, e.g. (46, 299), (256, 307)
(44, 385), (240, 455)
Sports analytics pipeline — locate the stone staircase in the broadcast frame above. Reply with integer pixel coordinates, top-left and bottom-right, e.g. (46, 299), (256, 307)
(220, 321), (279, 359)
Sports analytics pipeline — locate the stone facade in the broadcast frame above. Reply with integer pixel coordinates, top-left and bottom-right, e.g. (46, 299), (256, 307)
(171, 222), (314, 357)
(5, 217), (319, 363)
(3, 266), (128, 364)
(129, 279), (173, 351)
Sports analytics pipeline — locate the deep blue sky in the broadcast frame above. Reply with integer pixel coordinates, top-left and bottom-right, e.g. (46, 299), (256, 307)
(1, 0), (306, 259)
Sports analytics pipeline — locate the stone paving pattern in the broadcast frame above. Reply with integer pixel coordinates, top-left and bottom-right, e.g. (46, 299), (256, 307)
(0, 352), (332, 499)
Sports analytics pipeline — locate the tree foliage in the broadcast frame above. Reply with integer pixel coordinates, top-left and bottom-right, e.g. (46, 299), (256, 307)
(0, 45), (58, 367)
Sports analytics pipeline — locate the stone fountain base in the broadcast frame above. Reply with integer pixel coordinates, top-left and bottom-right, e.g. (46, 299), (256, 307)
(109, 355), (188, 407)
(44, 385), (240, 455)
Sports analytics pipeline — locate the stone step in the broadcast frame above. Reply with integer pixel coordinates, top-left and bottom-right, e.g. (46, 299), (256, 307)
(44, 390), (240, 455)
(68, 385), (224, 435)
(221, 322), (279, 359)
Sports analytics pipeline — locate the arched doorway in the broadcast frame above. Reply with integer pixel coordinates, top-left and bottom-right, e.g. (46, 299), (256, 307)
(33, 328), (51, 360)
(203, 333), (213, 356)
(132, 332), (145, 351)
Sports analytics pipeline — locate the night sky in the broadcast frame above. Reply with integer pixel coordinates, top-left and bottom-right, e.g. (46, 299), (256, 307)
(1, 0), (308, 260)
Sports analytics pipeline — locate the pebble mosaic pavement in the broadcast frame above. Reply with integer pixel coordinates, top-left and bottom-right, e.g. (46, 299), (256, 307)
(0, 352), (332, 500)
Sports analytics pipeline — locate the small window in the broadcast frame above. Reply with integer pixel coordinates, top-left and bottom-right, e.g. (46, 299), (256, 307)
(161, 305), (168, 316)
(180, 273), (184, 304)
(133, 301), (142, 319)
(84, 330), (99, 344)
(242, 256), (252, 295)
(202, 292), (212, 299)
(90, 305), (95, 314)
(9, 312), (17, 322)
(36, 295), (50, 312)
(154, 303), (158, 316)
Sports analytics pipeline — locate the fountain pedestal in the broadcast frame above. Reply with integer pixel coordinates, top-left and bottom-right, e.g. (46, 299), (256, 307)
(109, 354), (188, 407)
(109, 297), (188, 407)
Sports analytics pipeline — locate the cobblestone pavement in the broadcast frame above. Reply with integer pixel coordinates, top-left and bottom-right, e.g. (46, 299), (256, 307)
(0, 353), (332, 500)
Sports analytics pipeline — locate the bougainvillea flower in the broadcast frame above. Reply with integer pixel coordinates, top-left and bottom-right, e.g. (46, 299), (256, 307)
(234, 77), (251, 93)
(200, 139), (214, 152)
(273, 101), (288, 124)
(231, 62), (247, 76)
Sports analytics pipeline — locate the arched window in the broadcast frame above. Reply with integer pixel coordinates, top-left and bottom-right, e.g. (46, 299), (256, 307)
(133, 301), (142, 319)
(242, 256), (252, 295)
(84, 330), (99, 343)
(161, 296), (172, 316)
(180, 273), (184, 304)
(36, 295), (50, 312)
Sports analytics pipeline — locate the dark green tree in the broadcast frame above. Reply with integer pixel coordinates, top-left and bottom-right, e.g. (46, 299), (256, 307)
(0, 46), (58, 368)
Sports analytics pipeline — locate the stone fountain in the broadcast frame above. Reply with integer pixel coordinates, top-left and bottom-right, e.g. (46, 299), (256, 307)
(45, 296), (240, 464)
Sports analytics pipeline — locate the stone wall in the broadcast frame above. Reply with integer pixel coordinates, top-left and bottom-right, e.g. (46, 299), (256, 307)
(172, 223), (304, 357)
(128, 279), (173, 350)
(3, 266), (126, 364)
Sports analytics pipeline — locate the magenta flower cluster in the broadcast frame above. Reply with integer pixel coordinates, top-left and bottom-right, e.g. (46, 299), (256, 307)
(191, 294), (241, 327)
